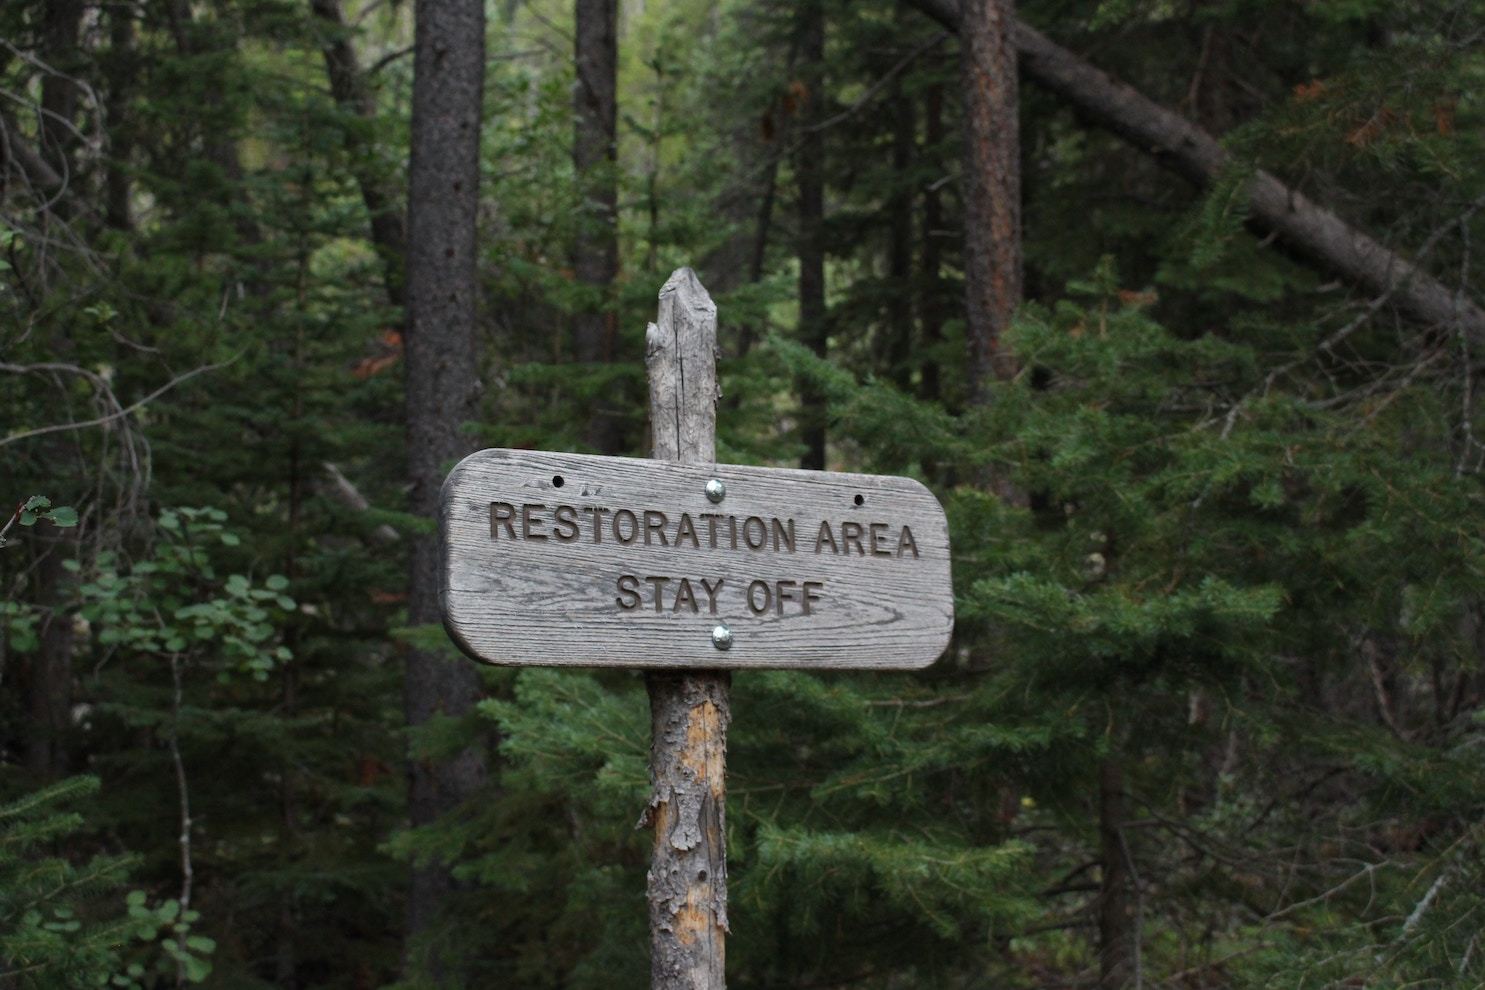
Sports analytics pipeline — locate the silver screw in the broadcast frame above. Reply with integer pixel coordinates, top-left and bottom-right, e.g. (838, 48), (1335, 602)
(704, 478), (726, 503)
(711, 624), (733, 651)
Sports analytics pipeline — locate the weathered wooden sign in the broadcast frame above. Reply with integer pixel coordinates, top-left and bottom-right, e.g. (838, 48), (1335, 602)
(440, 448), (953, 669)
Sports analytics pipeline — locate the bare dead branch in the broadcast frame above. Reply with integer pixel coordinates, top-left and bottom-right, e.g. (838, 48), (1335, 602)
(0, 359), (233, 450)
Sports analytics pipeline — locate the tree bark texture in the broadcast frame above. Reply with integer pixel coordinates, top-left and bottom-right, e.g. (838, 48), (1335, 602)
(104, 5), (136, 231)
(901, 0), (1485, 340)
(573, 0), (623, 453)
(403, 0), (488, 971)
(643, 268), (729, 990)
(959, 0), (1021, 405)
(795, 2), (827, 470)
(884, 62), (915, 391)
(918, 79), (946, 406)
(1098, 756), (1136, 990)
(40, 0), (83, 182)
(311, 0), (409, 309)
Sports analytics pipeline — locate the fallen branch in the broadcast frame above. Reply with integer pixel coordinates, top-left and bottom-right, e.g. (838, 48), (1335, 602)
(900, 0), (1485, 341)
(320, 462), (400, 545)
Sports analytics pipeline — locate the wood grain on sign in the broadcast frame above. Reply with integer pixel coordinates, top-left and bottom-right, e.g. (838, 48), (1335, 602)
(440, 448), (953, 670)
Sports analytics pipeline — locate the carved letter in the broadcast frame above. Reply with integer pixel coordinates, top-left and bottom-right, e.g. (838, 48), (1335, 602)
(675, 513), (700, 548)
(700, 513), (722, 548)
(645, 575), (670, 612)
(700, 578), (723, 614)
(643, 510), (670, 546)
(522, 503), (547, 540)
(869, 522), (891, 557)
(616, 574), (641, 610)
(896, 525), (919, 559)
(814, 520), (838, 554)
(582, 506), (610, 543)
(802, 581), (824, 615)
(553, 504), (579, 542)
(771, 517), (796, 552)
(841, 521), (865, 555)
(673, 577), (698, 613)
(613, 508), (639, 544)
(746, 579), (772, 615)
(491, 501), (517, 539)
(743, 516), (768, 550)
(775, 579), (799, 616)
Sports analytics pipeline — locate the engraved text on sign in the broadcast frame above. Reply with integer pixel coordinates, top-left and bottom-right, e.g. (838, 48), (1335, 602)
(440, 449), (953, 669)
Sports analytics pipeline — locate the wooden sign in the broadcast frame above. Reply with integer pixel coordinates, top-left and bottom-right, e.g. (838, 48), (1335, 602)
(440, 448), (953, 670)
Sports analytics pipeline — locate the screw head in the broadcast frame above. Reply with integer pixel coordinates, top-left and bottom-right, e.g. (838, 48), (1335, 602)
(704, 478), (726, 503)
(710, 624), (733, 651)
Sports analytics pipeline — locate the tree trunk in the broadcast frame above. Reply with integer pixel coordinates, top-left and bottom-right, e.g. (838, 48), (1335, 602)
(573, 0), (623, 453)
(900, 0), (1485, 340)
(884, 58), (915, 392)
(39, 0), (83, 180)
(105, 5), (136, 231)
(959, 0), (1021, 406)
(918, 79), (946, 407)
(643, 269), (729, 990)
(795, 1), (827, 470)
(1098, 756), (1136, 990)
(310, 0), (409, 309)
(402, 0), (488, 976)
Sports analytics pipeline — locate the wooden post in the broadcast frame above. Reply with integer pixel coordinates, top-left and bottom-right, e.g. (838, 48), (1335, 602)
(643, 268), (729, 989)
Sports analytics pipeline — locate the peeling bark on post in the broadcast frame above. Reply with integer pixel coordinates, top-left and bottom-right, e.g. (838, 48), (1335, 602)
(643, 268), (729, 990)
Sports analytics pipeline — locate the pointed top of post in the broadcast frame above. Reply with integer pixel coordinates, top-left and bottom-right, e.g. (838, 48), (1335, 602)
(646, 268), (719, 465)
(658, 265), (715, 311)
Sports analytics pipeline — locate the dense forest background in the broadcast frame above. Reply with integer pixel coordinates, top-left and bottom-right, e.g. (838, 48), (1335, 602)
(3, 0), (1484, 986)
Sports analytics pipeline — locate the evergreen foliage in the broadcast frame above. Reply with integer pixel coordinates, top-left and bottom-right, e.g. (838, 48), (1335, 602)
(2, 0), (1482, 985)
(0, 777), (131, 987)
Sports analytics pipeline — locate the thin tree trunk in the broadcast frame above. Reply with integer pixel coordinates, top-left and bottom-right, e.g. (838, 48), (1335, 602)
(795, 1), (827, 470)
(39, 0), (83, 188)
(1098, 756), (1136, 990)
(643, 269), (729, 990)
(900, 0), (1485, 339)
(310, 0), (408, 309)
(105, 6), (136, 231)
(732, 154), (779, 362)
(884, 58), (915, 392)
(573, 0), (623, 453)
(733, 41), (799, 364)
(959, 0), (1021, 406)
(402, 0), (488, 976)
(918, 79), (946, 406)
